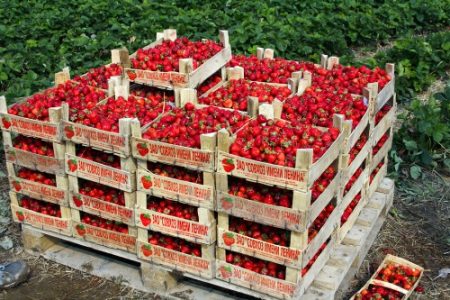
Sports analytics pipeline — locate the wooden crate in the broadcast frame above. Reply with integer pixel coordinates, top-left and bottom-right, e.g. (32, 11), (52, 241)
(61, 103), (134, 157)
(137, 228), (215, 278)
(64, 141), (136, 193)
(71, 209), (137, 252)
(130, 94), (251, 173)
(217, 115), (349, 191)
(324, 56), (395, 111)
(10, 191), (72, 236)
(123, 29), (232, 90)
(351, 254), (424, 300)
(215, 157), (341, 232)
(68, 176), (136, 225)
(135, 191), (216, 244)
(0, 91), (63, 143)
(6, 164), (68, 206)
(215, 236), (335, 300)
(217, 195), (340, 269)
(136, 165), (215, 209)
(371, 126), (393, 171)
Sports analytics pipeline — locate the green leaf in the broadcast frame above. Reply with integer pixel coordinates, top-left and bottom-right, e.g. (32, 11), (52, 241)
(410, 165), (422, 179)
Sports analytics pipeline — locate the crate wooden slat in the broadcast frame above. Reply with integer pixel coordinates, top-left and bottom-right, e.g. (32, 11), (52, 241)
(123, 30), (232, 90)
(215, 234), (335, 300)
(135, 191), (216, 244)
(71, 209), (137, 253)
(7, 164), (68, 206)
(215, 158), (340, 233)
(367, 155), (388, 199)
(10, 191), (72, 236)
(136, 228), (215, 279)
(370, 95), (396, 147)
(217, 115), (350, 191)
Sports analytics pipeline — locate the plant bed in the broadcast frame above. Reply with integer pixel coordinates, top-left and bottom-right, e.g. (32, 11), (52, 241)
(7, 166), (68, 206)
(135, 193), (216, 244)
(217, 114), (348, 190)
(351, 254), (424, 300)
(216, 236), (335, 299)
(137, 229), (215, 278)
(65, 145), (136, 192)
(5, 135), (65, 175)
(131, 101), (250, 172)
(136, 161), (214, 209)
(123, 29), (232, 90)
(217, 196), (339, 269)
(72, 211), (137, 252)
(69, 179), (135, 225)
(10, 192), (72, 236)
(215, 158), (340, 232)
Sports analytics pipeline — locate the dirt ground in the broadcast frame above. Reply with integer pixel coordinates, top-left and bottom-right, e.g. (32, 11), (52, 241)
(0, 160), (449, 299)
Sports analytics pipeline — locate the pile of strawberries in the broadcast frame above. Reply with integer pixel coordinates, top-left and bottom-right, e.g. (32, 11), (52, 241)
(355, 285), (403, 300)
(341, 193), (362, 225)
(131, 37), (223, 72)
(228, 55), (315, 83)
(73, 64), (122, 89)
(230, 115), (339, 166)
(227, 177), (292, 207)
(373, 133), (389, 155)
(308, 204), (335, 242)
(80, 212), (129, 234)
(197, 72), (222, 96)
(9, 81), (106, 121)
(376, 262), (421, 290)
(130, 86), (175, 103)
(13, 136), (54, 157)
(375, 105), (392, 125)
(147, 231), (202, 256)
(146, 197), (199, 222)
(19, 196), (61, 217)
(77, 146), (120, 168)
(148, 162), (203, 184)
(78, 180), (125, 206)
(70, 95), (172, 132)
(226, 250), (286, 279)
(143, 103), (249, 149)
(349, 134), (368, 163)
(199, 79), (291, 110)
(17, 168), (56, 186)
(228, 216), (290, 246)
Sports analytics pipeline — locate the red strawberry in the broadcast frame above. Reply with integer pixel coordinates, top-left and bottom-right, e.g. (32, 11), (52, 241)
(141, 176), (152, 189)
(220, 197), (234, 210)
(218, 265), (233, 279)
(140, 213), (151, 227)
(12, 181), (21, 192)
(76, 224), (86, 236)
(67, 159), (77, 172)
(127, 70), (137, 81)
(1, 117), (11, 129)
(137, 143), (149, 156)
(73, 195), (83, 207)
(64, 126), (74, 139)
(222, 159), (235, 172)
(141, 244), (153, 257)
(222, 232), (235, 246)
(16, 211), (25, 222)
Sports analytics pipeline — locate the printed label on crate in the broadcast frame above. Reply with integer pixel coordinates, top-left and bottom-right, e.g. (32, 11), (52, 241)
(136, 208), (213, 243)
(138, 242), (213, 277)
(11, 205), (71, 235)
(73, 222), (136, 250)
(125, 69), (188, 87)
(70, 193), (134, 224)
(9, 177), (67, 205)
(65, 154), (133, 192)
(216, 261), (296, 298)
(0, 114), (61, 142)
(137, 169), (213, 207)
(218, 229), (302, 268)
(132, 138), (214, 172)
(5, 146), (64, 174)
(217, 191), (306, 232)
(62, 122), (129, 155)
(217, 152), (307, 190)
